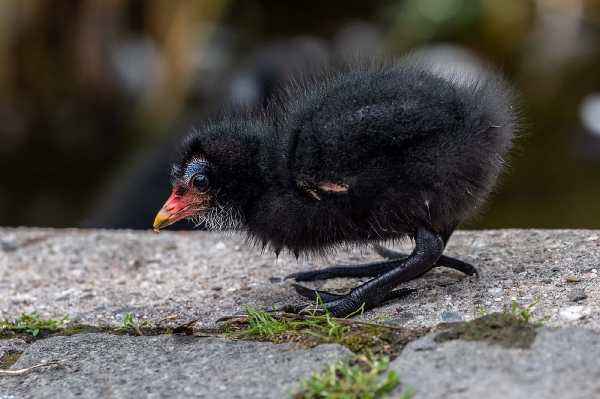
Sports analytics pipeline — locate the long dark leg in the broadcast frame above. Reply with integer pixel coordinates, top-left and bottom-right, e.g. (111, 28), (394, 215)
(286, 253), (477, 281)
(287, 226), (444, 317)
(374, 247), (477, 277)
(372, 219), (458, 259)
(292, 283), (416, 303)
(286, 220), (476, 282)
(285, 259), (405, 281)
(373, 220), (477, 276)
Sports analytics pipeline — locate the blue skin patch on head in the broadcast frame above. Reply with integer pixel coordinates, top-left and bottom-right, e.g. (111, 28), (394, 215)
(183, 160), (211, 185)
(173, 160), (213, 197)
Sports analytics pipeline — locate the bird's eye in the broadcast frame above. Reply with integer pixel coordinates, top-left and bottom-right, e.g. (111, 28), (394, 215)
(192, 174), (210, 192)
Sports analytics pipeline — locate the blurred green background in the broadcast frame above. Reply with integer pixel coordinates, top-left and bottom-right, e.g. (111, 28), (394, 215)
(0, 0), (599, 230)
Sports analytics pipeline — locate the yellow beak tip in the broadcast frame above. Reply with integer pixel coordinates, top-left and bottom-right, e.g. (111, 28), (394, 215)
(152, 212), (169, 233)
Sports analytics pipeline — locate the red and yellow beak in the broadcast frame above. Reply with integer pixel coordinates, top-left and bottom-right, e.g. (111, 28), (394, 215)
(153, 191), (196, 233)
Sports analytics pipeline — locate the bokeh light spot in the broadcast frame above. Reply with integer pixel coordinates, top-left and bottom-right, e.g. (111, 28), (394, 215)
(580, 94), (600, 137)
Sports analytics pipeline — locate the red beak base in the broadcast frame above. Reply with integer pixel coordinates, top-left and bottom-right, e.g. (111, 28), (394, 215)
(153, 191), (195, 233)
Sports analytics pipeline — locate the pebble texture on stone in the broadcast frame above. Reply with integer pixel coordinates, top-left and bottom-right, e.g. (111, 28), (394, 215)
(0, 334), (350, 398)
(1, 228), (598, 329)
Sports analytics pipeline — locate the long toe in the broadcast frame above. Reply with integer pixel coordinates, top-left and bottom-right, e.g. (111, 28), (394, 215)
(294, 283), (416, 303)
(290, 285), (417, 317)
(293, 283), (345, 302)
(285, 259), (404, 281)
(435, 255), (479, 277)
(284, 266), (366, 281)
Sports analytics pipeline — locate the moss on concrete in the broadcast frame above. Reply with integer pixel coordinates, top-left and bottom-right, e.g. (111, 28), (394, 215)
(226, 317), (428, 359)
(434, 313), (538, 348)
(0, 354), (21, 370)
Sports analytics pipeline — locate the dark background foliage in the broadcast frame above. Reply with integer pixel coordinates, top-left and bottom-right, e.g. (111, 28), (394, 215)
(1, 0), (599, 230)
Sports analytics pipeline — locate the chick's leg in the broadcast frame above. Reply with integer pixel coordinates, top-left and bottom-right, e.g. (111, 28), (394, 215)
(287, 226), (445, 317)
(285, 259), (404, 281)
(292, 283), (416, 303)
(285, 253), (477, 282)
(286, 219), (475, 282)
(369, 220), (477, 275)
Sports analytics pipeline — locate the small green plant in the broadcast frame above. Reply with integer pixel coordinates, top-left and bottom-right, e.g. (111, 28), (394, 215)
(472, 305), (487, 319)
(297, 314), (351, 344)
(1, 311), (72, 337)
(240, 305), (293, 335)
(506, 296), (548, 325)
(115, 313), (152, 336)
(295, 295), (362, 344)
(234, 295), (365, 345)
(473, 296), (548, 326)
(288, 351), (411, 399)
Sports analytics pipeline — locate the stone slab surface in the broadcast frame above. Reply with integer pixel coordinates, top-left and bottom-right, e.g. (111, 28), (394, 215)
(1, 228), (599, 329)
(390, 327), (600, 399)
(2, 228), (600, 399)
(0, 334), (350, 399)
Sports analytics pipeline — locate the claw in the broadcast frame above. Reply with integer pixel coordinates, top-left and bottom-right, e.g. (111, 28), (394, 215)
(284, 270), (322, 281)
(284, 268), (331, 281)
(284, 271), (300, 281)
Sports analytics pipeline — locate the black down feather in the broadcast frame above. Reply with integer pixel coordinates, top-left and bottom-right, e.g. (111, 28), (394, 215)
(174, 59), (518, 256)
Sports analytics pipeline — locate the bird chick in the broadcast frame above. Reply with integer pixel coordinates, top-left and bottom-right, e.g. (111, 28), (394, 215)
(153, 59), (518, 317)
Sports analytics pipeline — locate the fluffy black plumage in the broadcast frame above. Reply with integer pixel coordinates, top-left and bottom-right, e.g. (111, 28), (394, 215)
(160, 58), (518, 316)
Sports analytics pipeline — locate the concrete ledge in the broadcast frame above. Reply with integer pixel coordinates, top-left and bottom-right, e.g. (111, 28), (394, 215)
(2, 228), (600, 399)
(1, 228), (598, 329)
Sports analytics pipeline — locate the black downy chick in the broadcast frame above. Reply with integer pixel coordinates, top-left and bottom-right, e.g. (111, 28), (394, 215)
(153, 59), (518, 317)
